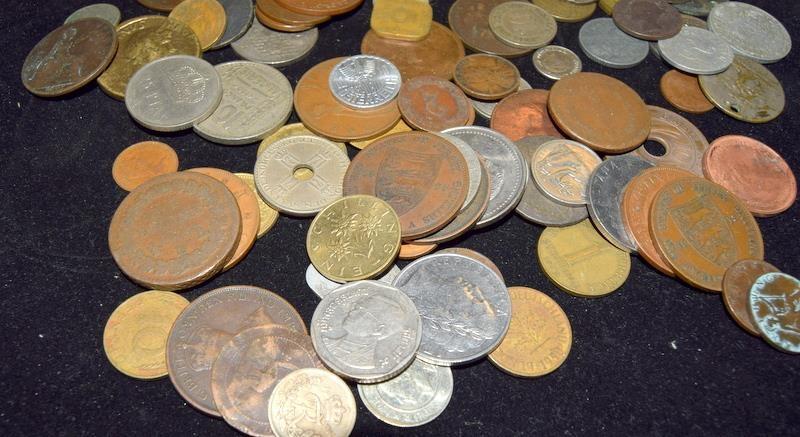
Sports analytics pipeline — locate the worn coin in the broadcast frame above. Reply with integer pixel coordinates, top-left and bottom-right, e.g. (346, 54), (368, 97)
(722, 259), (780, 336)
(749, 273), (800, 354)
(471, 78), (531, 120)
(448, 0), (531, 57)
(273, 0), (364, 16)
(257, 0), (331, 26)
(398, 76), (473, 132)
(231, 19), (317, 66)
(532, 0), (596, 23)
(454, 54), (520, 101)
(256, 6), (316, 32)
(438, 247), (505, 283)
(532, 45), (582, 80)
(613, 0), (682, 40)
(257, 123), (347, 156)
(488, 2), (557, 49)
(137, 0), (184, 11)
(650, 14), (708, 60)
(112, 141), (179, 192)
(371, 0), (433, 42)
(578, 18), (649, 69)
(698, 56), (785, 123)
(598, 0), (620, 15)
(65, 3), (121, 25)
(349, 120), (412, 150)
(329, 55), (402, 109)
(210, 0), (256, 49)
(658, 27), (733, 74)
(708, 2), (790, 64)
(659, 69), (714, 114)
(438, 133), (482, 211)
(625, 106), (709, 176)
(531, 139), (602, 206)
(674, 0), (727, 17)
(169, 0), (227, 51)
(305, 264), (402, 299)
(490, 89), (561, 141)
(398, 242), (439, 260)
(235, 173), (279, 238)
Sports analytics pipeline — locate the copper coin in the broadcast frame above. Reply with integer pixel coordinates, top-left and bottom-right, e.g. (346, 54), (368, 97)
(650, 177), (764, 292)
(621, 166), (696, 276)
(361, 22), (465, 82)
(448, 0), (531, 57)
(453, 54), (520, 100)
(273, 0), (363, 16)
(702, 135), (797, 217)
(613, 0), (682, 41)
(255, 5), (316, 32)
(137, 0), (184, 11)
(398, 242), (438, 260)
(257, 0), (330, 25)
(722, 259), (780, 336)
(398, 76), (474, 132)
(343, 132), (470, 240)
(295, 58), (401, 142)
(548, 72), (650, 154)
(490, 89), (561, 141)
(660, 70), (714, 114)
(21, 18), (117, 97)
(439, 247), (505, 283)
(112, 141), (179, 192)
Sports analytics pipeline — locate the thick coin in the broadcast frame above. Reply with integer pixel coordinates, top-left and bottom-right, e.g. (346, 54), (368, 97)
(674, 0), (726, 17)
(531, 139), (601, 206)
(488, 2), (557, 49)
(472, 78), (531, 120)
(490, 89), (561, 141)
(273, 0), (364, 16)
(398, 76), (473, 132)
(169, 0), (227, 51)
(532, 0), (596, 23)
(235, 173), (279, 238)
(398, 242), (439, 260)
(65, 3), (121, 25)
(329, 55), (402, 109)
(658, 27), (733, 74)
(532, 45), (582, 80)
(349, 120), (413, 151)
(438, 247), (505, 283)
(578, 18), (649, 69)
(613, 0), (682, 40)
(231, 19), (317, 66)
(453, 54), (520, 100)
(305, 264), (401, 299)
(257, 0), (331, 26)
(210, 0), (256, 49)
(257, 123), (347, 156)
(112, 141), (179, 192)
(659, 69), (714, 114)
(722, 259), (780, 336)
(371, 0), (433, 41)
(138, 0), (184, 11)
(438, 133), (483, 211)
(707, 2), (791, 64)
(626, 106), (708, 176)
(448, 0), (531, 57)
(256, 6), (316, 32)
(749, 273), (800, 354)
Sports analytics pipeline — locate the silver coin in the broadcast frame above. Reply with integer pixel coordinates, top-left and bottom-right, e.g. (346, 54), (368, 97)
(358, 358), (453, 427)
(578, 18), (649, 69)
(231, 20), (318, 67)
(125, 55), (222, 132)
(515, 136), (589, 226)
(437, 133), (482, 211)
(708, 2), (790, 64)
(531, 139), (602, 206)
(749, 272), (800, 354)
(64, 3), (120, 26)
(650, 15), (707, 60)
(532, 45), (582, 80)
(441, 127), (527, 228)
(254, 135), (348, 216)
(586, 155), (653, 253)
(470, 78), (531, 119)
(310, 280), (422, 383)
(328, 55), (402, 109)
(305, 264), (402, 299)
(657, 27), (733, 74)
(210, 0), (255, 50)
(392, 253), (511, 366)
(194, 61), (293, 145)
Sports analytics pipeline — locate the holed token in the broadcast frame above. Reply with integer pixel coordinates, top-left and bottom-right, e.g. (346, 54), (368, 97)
(454, 54), (520, 101)
(371, 0), (433, 42)
(660, 69), (714, 114)
(169, 0), (227, 51)
(398, 76), (473, 132)
(448, 0), (531, 57)
(235, 173), (279, 239)
(531, 139), (602, 206)
(112, 141), (179, 192)
(626, 106), (709, 176)
(532, 0), (596, 23)
(488, 1), (557, 49)
(613, 0), (682, 41)
(257, 123), (347, 156)
(269, 369), (357, 436)
(491, 89), (561, 141)
(722, 260), (780, 336)
(749, 273), (800, 354)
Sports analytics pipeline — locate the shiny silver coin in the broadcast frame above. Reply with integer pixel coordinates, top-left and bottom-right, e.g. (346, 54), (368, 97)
(64, 3), (120, 25)
(231, 20), (317, 67)
(470, 78), (531, 119)
(658, 27), (733, 74)
(305, 264), (402, 299)
(329, 55), (402, 109)
(749, 272), (800, 354)
(310, 280), (422, 383)
(437, 133), (483, 211)
(578, 18), (649, 69)
(675, 0), (727, 17)
(125, 55), (222, 132)
(210, 0), (255, 50)
(392, 253), (511, 366)
(586, 155), (653, 253)
(442, 127), (527, 228)
(532, 45), (582, 80)
(358, 358), (453, 427)
(194, 61), (292, 145)
(708, 2), (790, 64)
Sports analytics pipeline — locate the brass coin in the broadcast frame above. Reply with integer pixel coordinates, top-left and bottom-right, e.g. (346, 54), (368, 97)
(398, 242), (438, 260)
(112, 141), (179, 192)
(599, 0), (620, 15)
(256, 123), (347, 157)
(371, 0), (433, 42)
(722, 259), (780, 336)
(138, 0), (184, 12)
(454, 54), (520, 100)
(532, 0), (597, 23)
(349, 119), (412, 150)
(235, 173), (280, 239)
(660, 69), (714, 114)
(169, 0), (227, 51)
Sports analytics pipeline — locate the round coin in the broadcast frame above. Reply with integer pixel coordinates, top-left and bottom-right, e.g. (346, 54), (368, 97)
(531, 139), (602, 206)
(532, 0), (596, 23)
(398, 76), (473, 132)
(749, 273), (800, 354)
(532, 45), (582, 80)
(257, 123), (347, 156)
(650, 14), (709, 60)
(349, 120), (413, 151)
(490, 89), (561, 141)
(722, 259), (780, 336)
(578, 18), (649, 69)
(256, 7), (316, 32)
(658, 26), (733, 74)
(472, 78), (531, 120)
(448, 0), (531, 57)
(598, 0), (619, 15)
(370, 0), (432, 42)
(273, 0), (363, 16)
(438, 247), (505, 283)
(613, 0), (682, 40)
(329, 55), (402, 109)
(112, 141), (179, 192)
(398, 242), (439, 260)
(707, 2), (791, 64)
(235, 173), (280, 238)
(453, 54), (520, 100)
(65, 3), (121, 25)
(231, 19), (317, 66)
(210, 0), (256, 49)
(257, 0), (331, 26)
(625, 106), (709, 176)
(169, 0), (227, 51)
(659, 69), (714, 114)
(674, 0), (727, 17)
(305, 264), (402, 299)
(488, 2), (557, 49)
(138, 0), (184, 11)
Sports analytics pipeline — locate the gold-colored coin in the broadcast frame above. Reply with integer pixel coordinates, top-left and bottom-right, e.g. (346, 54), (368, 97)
(169, 0), (227, 51)
(256, 123), (348, 156)
(489, 287), (572, 377)
(532, 0), (596, 23)
(235, 173), (279, 239)
(307, 195), (401, 282)
(538, 220), (631, 297)
(103, 290), (189, 379)
(599, 0), (620, 16)
(349, 119), (412, 150)
(370, 0), (433, 42)
(97, 16), (201, 100)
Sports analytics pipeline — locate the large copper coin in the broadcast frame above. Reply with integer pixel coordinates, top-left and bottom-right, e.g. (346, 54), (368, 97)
(22, 18), (117, 97)
(490, 89), (561, 141)
(108, 172), (241, 291)
(625, 106), (709, 176)
(343, 132), (470, 240)
(722, 259), (780, 336)
(454, 54), (520, 100)
(361, 22), (465, 82)
(448, 0), (530, 57)
(548, 72), (650, 153)
(138, 0), (184, 11)
(398, 76), (473, 132)
(294, 58), (401, 142)
(255, 6), (315, 32)
(660, 70), (714, 114)
(273, 0), (363, 16)
(398, 242), (438, 260)
(257, 0), (330, 25)
(112, 141), (179, 192)
(650, 177), (764, 292)
(613, 0), (682, 41)
(702, 135), (796, 217)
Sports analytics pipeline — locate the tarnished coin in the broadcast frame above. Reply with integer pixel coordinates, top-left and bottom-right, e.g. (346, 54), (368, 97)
(613, 0), (682, 40)
(169, 0), (227, 51)
(538, 220), (631, 297)
(305, 264), (402, 299)
(138, 0), (184, 11)
(702, 135), (796, 217)
(749, 273), (800, 354)
(674, 0), (727, 17)
(598, 0), (619, 15)
(112, 141), (179, 192)
(625, 106), (708, 176)
(398, 76), (473, 132)
(398, 242), (439, 260)
(722, 259), (780, 336)
(65, 3), (121, 25)
(488, 2), (557, 49)
(393, 253), (511, 366)
(311, 281), (422, 383)
(258, 123), (347, 156)
(358, 358), (453, 427)
(427, 133), (483, 212)
(166, 285), (306, 416)
(329, 55), (402, 110)
(194, 61), (293, 145)
(257, 0), (331, 26)
(532, 0), (596, 23)
(104, 290), (189, 379)
(108, 172), (241, 291)
(471, 78), (531, 120)
(256, 6), (316, 32)
(708, 2), (791, 64)
(438, 247), (505, 283)
(371, 0), (433, 42)
(490, 89), (561, 141)
(22, 18), (117, 97)
(211, 0), (256, 49)
(531, 139), (602, 206)
(659, 69), (714, 114)
(454, 54), (520, 100)
(235, 173), (280, 238)
(658, 27), (733, 74)
(578, 18), (649, 69)
(488, 287), (571, 377)
(273, 0), (364, 16)
(231, 19), (317, 66)
(650, 13), (708, 60)
(532, 45), (582, 80)
(349, 120), (412, 150)
(448, 0), (531, 57)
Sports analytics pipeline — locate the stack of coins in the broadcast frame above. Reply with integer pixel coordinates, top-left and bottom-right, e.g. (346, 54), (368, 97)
(256, 0), (362, 32)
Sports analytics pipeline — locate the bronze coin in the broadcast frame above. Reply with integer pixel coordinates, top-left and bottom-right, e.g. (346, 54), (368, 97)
(439, 247), (505, 283)
(702, 135), (797, 217)
(112, 141), (179, 192)
(448, 0), (531, 57)
(626, 105), (709, 176)
(660, 70), (714, 114)
(255, 5), (316, 32)
(137, 0), (184, 11)
(21, 18), (117, 97)
(398, 76), (474, 132)
(108, 172), (242, 291)
(722, 260), (780, 336)
(490, 89), (561, 141)
(454, 54), (520, 100)
(343, 132), (470, 240)
(398, 242), (438, 260)
(548, 72), (650, 154)
(613, 0), (682, 41)
(295, 58), (401, 142)
(361, 22), (465, 82)
(273, 0), (363, 16)
(257, 0), (330, 25)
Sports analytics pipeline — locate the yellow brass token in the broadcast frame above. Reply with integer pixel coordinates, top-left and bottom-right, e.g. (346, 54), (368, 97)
(538, 220), (631, 297)
(599, 0), (620, 16)
(489, 287), (572, 377)
(370, 0), (433, 42)
(103, 290), (189, 379)
(256, 123), (347, 156)
(168, 0), (227, 51)
(235, 173), (279, 239)
(307, 195), (401, 282)
(349, 119), (413, 150)
(532, 0), (596, 23)
(97, 16), (201, 100)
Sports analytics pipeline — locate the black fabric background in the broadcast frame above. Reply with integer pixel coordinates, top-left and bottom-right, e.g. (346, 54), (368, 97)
(2, 1), (799, 435)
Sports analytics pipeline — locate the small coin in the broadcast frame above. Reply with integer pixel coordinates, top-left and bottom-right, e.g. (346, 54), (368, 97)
(674, 0), (727, 17)
(305, 263), (401, 299)
(210, 0), (256, 49)
(488, 287), (571, 377)
(659, 69), (714, 114)
(103, 290), (189, 379)
(488, 2), (557, 49)
(257, 123), (347, 156)
(231, 19), (317, 66)
(578, 17), (649, 69)
(349, 119), (412, 150)
(398, 76), (473, 132)
(749, 273), (800, 354)
(273, 0), (364, 16)
(490, 89), (561, 141)
(112, 141), (179, 192)
(626, 106), (708, 176)
(138, 0), (184, 11)
(532, 0), (596, 23)
(532, 45), (582, 80)
(613, 0), (682, 40)
(329, 55), (402, 109)
(256, 6), (316, 32)
(538, 220), (631, 297)
(169, 0), (227, 51)
(708, 2), (790, 64)
(658, 27), (733, 74)
(398, 242), (439, 260)
(531, 139), (601, 206)
(65, 3), (121, 25)
(454, 54), (520, 100)
(448, 0), (531, 57)
(471, 78), (531, 120)
(722, 260), (780, 336)
(702, 135), (796, 217)
(235, 173), (280, 239)
(371, 0), (433, 42)
(438, 247), (505, 283)
(257, 0), (330, 26)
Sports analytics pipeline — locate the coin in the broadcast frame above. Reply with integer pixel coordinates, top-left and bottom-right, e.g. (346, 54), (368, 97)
(257, 0), (330, 26)
(674, 0), (727, 17)
(22, 18), (117, 97)
(358, 358), (453, 427)
(650, 177), (764, 292)
(488, 2), (557, 49)
(722, 260), (780, 336)
(65, 3), (121, 26)
(578, 18), (649, 69)
(613, 0), (682, 40)
(166, 285), (306, 416)
(658, 27), (733, 74)
(448, 0), (531, 57)
(273, 0), (364, 16)
(532, 45), (582, 80)
(257, 123), (347, 156)
(269, 368), (357, 437)
(398, 242), (439, 260)
(438, 247), (505, 283)
(210, 0), (256, 49)
(138, 0), (184, 11)
(112, 141), (179, 192)
(531, 139), (601, 206)
(532, 0), (596, 23)
(625, 106), (708, 176)
(307, 195), (401, 282)
(329, 55), (402, 109)
(650, 13), (708, 60)
(97, 16), (201, 100)
(305, 264), (402, 299)
(488, 287), (571, 377)
(108, 172), (241, 291)
(471, 78), (531, 120)
(548, 72), (650, 153)
(707, 2), (791, 64)
(490, 89), (561, 141)
(235, 173), (280, 238)
(194, 61), (293, 145)
(538, 220), (631, 297)
(702, 135), (797, 217)
(398, 76), (473, 132)
(256, 6), (316, 32)
(231, 19), (317, 66)
(349, 119), (412, 150)
(371, 0), (433, 41)
(453, 54), (520, 101)
(659, 69), (714, 114)
(103, 290), (189, 379)
(393, 253), (511, 366)
(749, 273), (800, 354)
(169, 0), (227, 51)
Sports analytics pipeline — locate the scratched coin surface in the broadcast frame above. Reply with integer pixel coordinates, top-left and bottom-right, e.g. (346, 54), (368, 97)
(490, 89), (561, 141)
(305, 264), (402, 299)
(231, 19), (318, 66)
(65, 3), (121, 25)
(112, 141), (179, 192)
(169, 0), (227, 50)
(578, 17), (649, 69)
(722, 259), (780, 336)
(453, 54), (520, 100)
(235, 173), (280, 238)
(707, 1), (791, 64)
(471, 78), (531, 120)
(211, 0), (256, 49)
(488, 1), (557, 49)
(658, 26), (733, 74)
(370, 0), (432, 41)
(448, 0), (530, 57)
(613, 0), (682, 41)
(398, 76), (474, 132)
(532, 45), (582, 80)
(392, 253), (511, 366)
(329, 55), (402, 109)
(749, 273), (800, 354)
(531, 139), (601, 206)
(659, 69), (714, 114)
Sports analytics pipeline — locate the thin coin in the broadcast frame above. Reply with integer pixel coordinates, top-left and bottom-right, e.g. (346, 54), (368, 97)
(532, 0), (596, 23)
(674, 0), (726, 17)
(65, 3), (121, 26)
(231, 19), (318, 66)
(138, 0), (184, 11)
(273, 0), (364, 16)
(398, 76), (473, 132)
(750, 273), (800, 354)
(488, 2), (557, 49)
(256, 7), (316, 32)
(490, 89), (561, 141)
(658, 27), (733, 74)
(613, 0), (682, 40)
(257, 0), (330, 25)
(371, 0), (433, 42)
(435, 133), (483, 211)
(169, 0), (227, 51)
(532, 45), (582, 80)
(578, 17), (649, 69)
(329, 55), (402, 110)
(722, 259), (780, 336)
(659, 69), (714, 114)
(448, 0), (531, 57)
(472, 78), (531, 120)
(625, 106), (708, 176)
(707, 2), (791, 64)
(531, 139), (602, 206)
(398, 242), (438, 260)
(235, 173), (280, 239)
(210, 0), (256, 49)
(349, 119), (412, 150)
(650, 13), (709, 60)
(438, 247), (505, 283)
(103, 290), (189, 379)
(257, 123), (347, 156)
(305, 264), (401, 299)
(112, 141), (179, 192)
(453, 54), (520, 101)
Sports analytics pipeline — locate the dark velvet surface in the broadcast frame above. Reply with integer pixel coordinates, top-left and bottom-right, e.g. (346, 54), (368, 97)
(2, 1), (799, 435)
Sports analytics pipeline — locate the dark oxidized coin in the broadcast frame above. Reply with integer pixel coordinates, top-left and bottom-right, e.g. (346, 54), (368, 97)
(613, 0), (682, 41)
